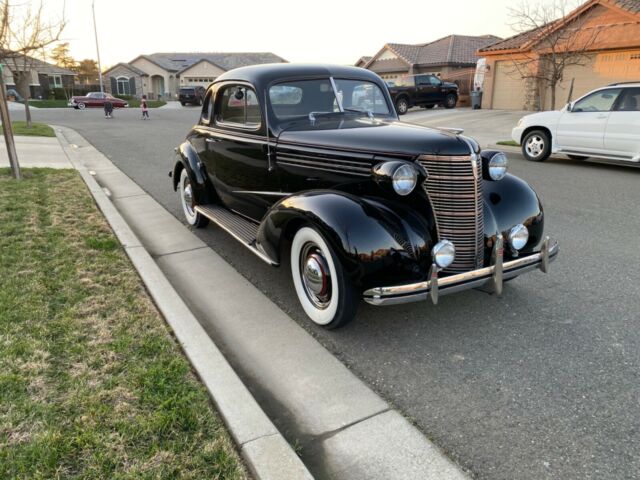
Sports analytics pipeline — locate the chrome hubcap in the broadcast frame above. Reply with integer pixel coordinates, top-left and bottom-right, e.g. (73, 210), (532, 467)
(182, 178), (195, 217)
(526, 136), (544, 157)
(398, 101), (407, 113)
(300, 243), (331, 309)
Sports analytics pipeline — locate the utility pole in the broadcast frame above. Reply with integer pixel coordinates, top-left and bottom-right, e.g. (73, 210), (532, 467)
(0, 64), (21, 179)
(92, 0), (104, 95)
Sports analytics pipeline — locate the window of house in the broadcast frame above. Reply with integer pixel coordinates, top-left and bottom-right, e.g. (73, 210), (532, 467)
(116, 76), (130, 95)
(48, 75), (62, 88)
(216, 85), (261, 128)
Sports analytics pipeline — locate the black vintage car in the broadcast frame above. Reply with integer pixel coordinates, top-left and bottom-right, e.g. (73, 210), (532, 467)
(171, 64), (558, 328)
(388, 74), (459, 114)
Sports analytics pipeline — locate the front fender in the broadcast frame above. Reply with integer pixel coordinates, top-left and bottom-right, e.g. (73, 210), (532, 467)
(257, 191), (436, 289)
(483, 174), (544, 257)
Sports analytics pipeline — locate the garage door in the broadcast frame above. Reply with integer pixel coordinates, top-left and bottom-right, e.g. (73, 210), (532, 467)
(491, 61), (527, 110)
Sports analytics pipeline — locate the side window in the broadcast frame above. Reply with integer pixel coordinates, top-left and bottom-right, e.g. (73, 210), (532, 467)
(573, 89), (622, 112)
(201, 91), (213, 124)
(429, 75), (442, 86)
(614, 88), (640, 112)
(416, 75), (429, 86)
(215, 84), (261, 128)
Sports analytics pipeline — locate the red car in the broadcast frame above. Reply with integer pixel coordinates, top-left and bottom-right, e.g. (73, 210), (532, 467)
(68, 92), (128, 110)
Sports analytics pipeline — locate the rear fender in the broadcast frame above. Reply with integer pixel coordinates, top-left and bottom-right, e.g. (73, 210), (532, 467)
(257, 191), (435, 289)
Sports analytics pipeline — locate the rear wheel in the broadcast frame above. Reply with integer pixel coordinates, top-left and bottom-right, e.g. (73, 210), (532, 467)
(522, 130), (551, 162)
(567, 154), (589, 160)
(179, 169), (209, 228)
(395, 97), (409, 115)
(290, 227), (358, 329)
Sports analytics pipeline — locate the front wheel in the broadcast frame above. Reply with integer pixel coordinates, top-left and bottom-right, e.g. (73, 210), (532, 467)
(77, 102), (86, 110)
(522, 130), (551, 162)
(290, 227), (358, 329)
(444, 93), (457, 109)
(395, 97), (409, 115)
(179, 169), (209, 228)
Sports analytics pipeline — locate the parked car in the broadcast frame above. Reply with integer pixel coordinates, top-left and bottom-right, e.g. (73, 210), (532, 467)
(179, 86), (206, 106)
(68, 92), (128, 110)
(5, 88), (24, 102)
(512, 82), (640, 164)
(171, 64), (558, 328)
(388, 74), (459, 114)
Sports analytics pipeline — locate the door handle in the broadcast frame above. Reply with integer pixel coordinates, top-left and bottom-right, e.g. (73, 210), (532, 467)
(205, 138), (219, 143)
(597, 114), (608, 119)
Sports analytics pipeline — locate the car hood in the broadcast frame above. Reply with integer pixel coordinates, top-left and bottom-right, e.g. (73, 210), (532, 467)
(521, 109), (563, 126)
(277, 117), (476, 157)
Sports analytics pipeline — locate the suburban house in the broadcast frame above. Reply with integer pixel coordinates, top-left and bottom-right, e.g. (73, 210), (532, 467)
(354, 56), (372, 68)
(478, 0), (640, 110)
(103, 52), (287, 99)
(1, 55), (76, 98)
(361, 34), (502, 85)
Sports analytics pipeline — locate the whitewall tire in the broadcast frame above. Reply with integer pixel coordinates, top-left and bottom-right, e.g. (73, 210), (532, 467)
(179, 169), (208, 228)
(290, 227), (358, 329)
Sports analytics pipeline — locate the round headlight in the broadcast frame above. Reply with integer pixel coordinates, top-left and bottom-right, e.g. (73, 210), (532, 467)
(392, 164), (417, 196)
(508, 224), (529, 250)
(431, 240), (455, 268)
(489, 152), (508, 181)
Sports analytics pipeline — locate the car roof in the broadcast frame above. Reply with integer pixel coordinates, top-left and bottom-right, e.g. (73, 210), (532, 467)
(214, 63), (384, 88)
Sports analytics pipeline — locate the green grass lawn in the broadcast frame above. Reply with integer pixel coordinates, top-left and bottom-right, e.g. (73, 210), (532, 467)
(496, 140), (519, 147)
(0, 168), (248, 479)
(127, 99), (167, 108)
(3, 121), (55, 137)
(28, 99), (69, 108)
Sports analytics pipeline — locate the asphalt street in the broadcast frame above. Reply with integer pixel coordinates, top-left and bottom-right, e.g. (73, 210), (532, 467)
(16, 105), (640, 479)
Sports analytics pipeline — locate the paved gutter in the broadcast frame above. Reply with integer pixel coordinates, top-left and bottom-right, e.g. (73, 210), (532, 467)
(54, 125), (470, 480)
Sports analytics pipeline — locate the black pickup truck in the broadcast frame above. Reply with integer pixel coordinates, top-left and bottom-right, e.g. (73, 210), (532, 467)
(387, 74), (458, 114)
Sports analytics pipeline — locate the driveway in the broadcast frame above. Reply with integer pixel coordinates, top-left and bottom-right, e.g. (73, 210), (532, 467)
(12, 106), (640, 480)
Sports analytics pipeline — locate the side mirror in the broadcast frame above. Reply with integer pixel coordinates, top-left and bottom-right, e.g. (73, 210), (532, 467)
(566, 102), (573, 112)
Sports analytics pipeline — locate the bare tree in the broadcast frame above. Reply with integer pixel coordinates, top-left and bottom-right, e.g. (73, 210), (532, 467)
(0, 1), (66, 127)
(507, 0), (602, 110)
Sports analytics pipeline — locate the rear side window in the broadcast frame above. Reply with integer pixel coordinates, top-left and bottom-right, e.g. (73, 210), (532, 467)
(215, 85), (261, 128)
(614, 88), (640, 112)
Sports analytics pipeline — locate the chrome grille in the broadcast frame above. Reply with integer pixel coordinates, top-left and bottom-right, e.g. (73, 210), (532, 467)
(418, 154), (484, 273)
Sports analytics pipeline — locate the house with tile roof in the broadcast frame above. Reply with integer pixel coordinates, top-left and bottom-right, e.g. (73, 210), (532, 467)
(1, 55), (77, 98)
(103, 52), (287, 99)
(478, 0), (640, 110)
(361, 34), (502, 85)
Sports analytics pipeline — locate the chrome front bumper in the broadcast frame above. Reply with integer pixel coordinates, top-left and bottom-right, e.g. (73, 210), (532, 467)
(363, 236), (559, 306)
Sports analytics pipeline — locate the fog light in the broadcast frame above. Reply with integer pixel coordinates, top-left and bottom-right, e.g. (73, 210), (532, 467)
(432, 240), (455, 268)
(508, 224), (529, 250)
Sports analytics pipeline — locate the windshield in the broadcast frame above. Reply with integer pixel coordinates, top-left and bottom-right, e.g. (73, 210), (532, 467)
(268, 78), (390, 122)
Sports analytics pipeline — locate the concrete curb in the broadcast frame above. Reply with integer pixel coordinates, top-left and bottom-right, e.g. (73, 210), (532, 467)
(53, 125), (471, 480)
(53, 126), (313, 480)
(486, 143), (521, 153)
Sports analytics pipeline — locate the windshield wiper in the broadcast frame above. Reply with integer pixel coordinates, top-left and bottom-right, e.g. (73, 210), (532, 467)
(343, 107), (374, 119)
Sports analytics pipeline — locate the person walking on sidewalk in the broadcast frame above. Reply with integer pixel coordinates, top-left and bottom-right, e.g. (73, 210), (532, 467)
(141, 95), (150, 120)
(104, 97), (113, 119)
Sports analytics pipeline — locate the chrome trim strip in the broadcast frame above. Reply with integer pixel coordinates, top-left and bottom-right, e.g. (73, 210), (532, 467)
(363, 239), (559, 306)
(233, 190), (292, 197)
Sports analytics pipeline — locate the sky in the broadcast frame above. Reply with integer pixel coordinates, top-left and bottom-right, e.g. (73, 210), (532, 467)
(38, 0), (562, 68)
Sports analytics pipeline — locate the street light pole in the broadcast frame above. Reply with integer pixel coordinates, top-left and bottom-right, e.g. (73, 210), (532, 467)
(92, 0), (104, 95)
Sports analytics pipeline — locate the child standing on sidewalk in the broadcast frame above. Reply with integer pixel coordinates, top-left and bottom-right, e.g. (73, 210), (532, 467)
(141, 95), (150, 120)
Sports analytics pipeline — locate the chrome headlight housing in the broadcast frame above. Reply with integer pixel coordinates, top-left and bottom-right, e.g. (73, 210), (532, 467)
(431, 240), (455, 268)
(392, 164), (418, 196)
(508, 224), (529, 250)
(480, 151), (508, 181)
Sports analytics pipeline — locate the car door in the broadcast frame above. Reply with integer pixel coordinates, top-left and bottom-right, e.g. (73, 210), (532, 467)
(206, 82), (278, 221)
(556, 88), (622, 153)
(604, 88), (640, 160)
(415, 75), (436, 104)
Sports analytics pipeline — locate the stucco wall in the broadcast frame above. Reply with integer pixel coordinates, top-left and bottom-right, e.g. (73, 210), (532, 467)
(179, 61), (226, 88)
(104, 65), (144, 97)
(130, 57), (172, 97)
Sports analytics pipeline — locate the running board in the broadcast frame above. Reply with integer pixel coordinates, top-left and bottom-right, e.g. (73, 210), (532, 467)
(195, 204), (278, 266)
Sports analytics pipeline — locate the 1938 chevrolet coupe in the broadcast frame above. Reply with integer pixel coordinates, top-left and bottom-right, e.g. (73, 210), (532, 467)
(171, 64), (559, 328)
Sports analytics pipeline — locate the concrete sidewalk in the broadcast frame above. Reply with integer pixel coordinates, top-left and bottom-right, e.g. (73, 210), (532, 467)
(0, 135), (71, 169)
(54, 125), (470, 479)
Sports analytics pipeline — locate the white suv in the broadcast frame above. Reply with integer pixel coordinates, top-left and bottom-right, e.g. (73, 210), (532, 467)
(511, 83), (640, 165)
